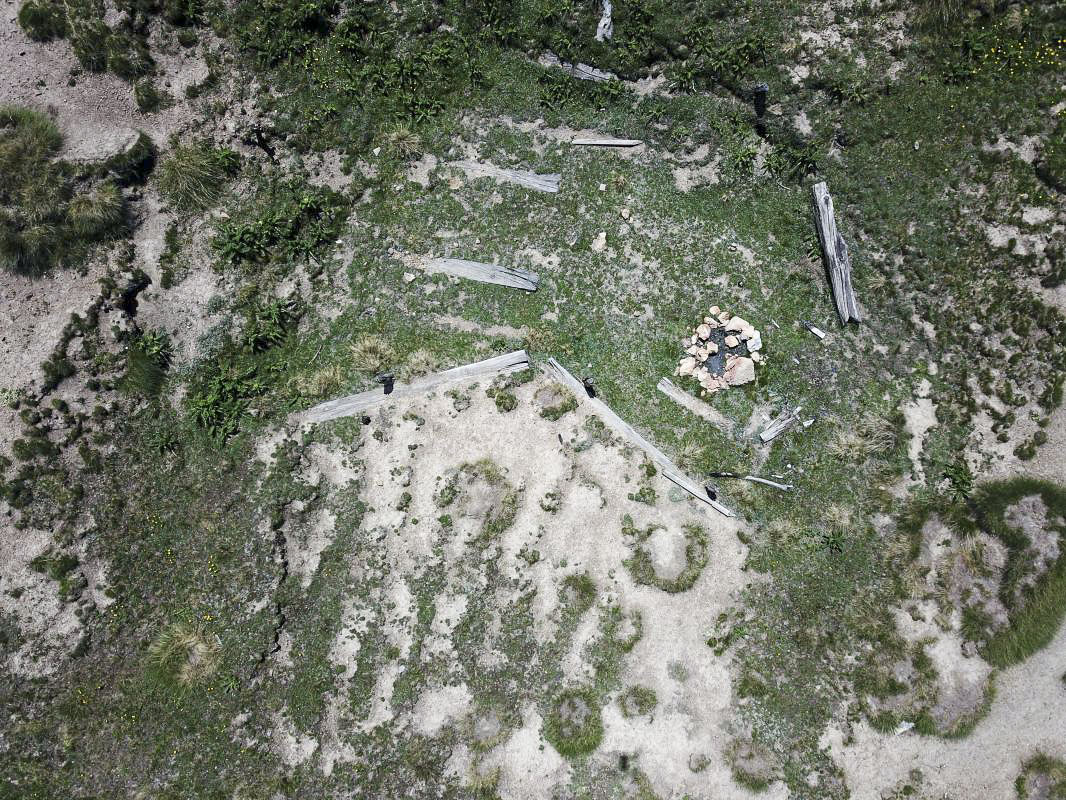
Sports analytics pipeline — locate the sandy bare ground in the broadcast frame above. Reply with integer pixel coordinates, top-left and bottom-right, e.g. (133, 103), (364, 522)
(260, 371), (781, 798)
(830, 618), (1066, 798)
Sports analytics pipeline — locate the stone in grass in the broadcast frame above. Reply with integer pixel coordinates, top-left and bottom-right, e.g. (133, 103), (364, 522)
(543, 688), (604, 757)
(724, 335), (740, 348)
(724, 316), (750, 333)
(724, 356), (756, 386)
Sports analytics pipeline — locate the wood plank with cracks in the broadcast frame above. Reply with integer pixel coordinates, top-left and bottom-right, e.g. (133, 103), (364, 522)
(301, 350), (531, 423)
(812, 181), (861, 324)
(571, 138), (642, 148)
(547, 359), (735, 517)
(656, 377), (733, 432)
(759, 406), (803, 443)
(450, 160), (561, 193)
(423, 258), (539, 292)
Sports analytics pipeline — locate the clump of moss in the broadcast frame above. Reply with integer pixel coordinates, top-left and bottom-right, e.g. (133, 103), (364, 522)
(18, 0), (68, 41)
(435, 459), (519, 539)
(622, 517), (709, 593)
(543, 687), (603, 757)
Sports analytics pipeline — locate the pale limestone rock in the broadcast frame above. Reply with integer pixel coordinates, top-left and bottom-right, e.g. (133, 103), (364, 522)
(724, 357), (756, 386)
(709, 305), (721, 315)
(724, 335), (740, 348)
(678, 356), (697, 376)
(725, 316), (749, 332)
(696, 323), (711, 340)
(706, 342), (719, 354)
(747, 330), (763, 351)
(591, 231), (607, 252)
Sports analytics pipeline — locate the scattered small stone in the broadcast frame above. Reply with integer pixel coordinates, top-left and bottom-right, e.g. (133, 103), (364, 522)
(598, 183), (607, 191)
(620, 207), (631, 220)
(402, 272), (416, 283)
(591, 231), (607, 252)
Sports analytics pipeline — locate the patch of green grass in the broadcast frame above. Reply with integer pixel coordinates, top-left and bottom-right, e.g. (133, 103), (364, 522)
(1016, 752), (1066, 800)
(543, 687), (603, 758)
(0, 105), (126, 274)
(622, 517), (709, 593)
(158, 141), (240, 210)
(18, 0), (68, 41)
(619, 685), (657, 718)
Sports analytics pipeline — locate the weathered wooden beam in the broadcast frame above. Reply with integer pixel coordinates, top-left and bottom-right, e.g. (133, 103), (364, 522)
(811, 181), (861, 324)
(451, 160), (561, 193)
(656, 378), (733, 432)
(302, 350), (530, 423)
(423, 258), (539, 292)
(595, 0), (613, 41)
(571, 138), (642, 148)
(547, 359), (735, 517)
(759, 406), (803, 444)
(540, 52), (617, 83)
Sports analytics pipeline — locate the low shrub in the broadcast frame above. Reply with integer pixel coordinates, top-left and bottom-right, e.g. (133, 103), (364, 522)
(158, 141), (240, 210)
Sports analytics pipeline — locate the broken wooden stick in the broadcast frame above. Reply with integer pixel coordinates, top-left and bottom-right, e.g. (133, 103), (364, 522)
(423, 258), (539, 292)
(302, 350), (530, 423)
(656, 377), (733, 432)
(811, 181), (860, 324)
(546, 359), (734, 517)
(540, 52), (617, 83)
(759, 406), (803, 444)
(571, 138), (642, 148)
(450, 160), (561, 193)
(707, 472), (793, 491)
(802, 320), (826, 339)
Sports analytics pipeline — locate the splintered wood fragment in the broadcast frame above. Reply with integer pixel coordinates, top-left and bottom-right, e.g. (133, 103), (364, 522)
(571, 138), (642, 148)
(303, 350), (530, 423)
(743, 475), (793, 491)
(424, 258), (539, 292)
(803, 320), (826, 339)
(451, 160), (561, 193)
(811, 182), (861, 324)
(540, 52), (617, 83)
(656, 378), (733, 432)
(595, 0), (613, 41)
(547, 359), (734, 517)
(759, 406), (803, 444)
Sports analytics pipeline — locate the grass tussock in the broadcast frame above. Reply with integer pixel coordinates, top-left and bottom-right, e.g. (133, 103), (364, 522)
(147, 621), (220, 688)
(158, 142), (240, 211)
(0, 105), (126, 274)
(349, 335), (395, 374)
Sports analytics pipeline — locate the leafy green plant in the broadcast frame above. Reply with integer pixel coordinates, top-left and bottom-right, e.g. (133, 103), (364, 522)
(18, 0), (68, 41)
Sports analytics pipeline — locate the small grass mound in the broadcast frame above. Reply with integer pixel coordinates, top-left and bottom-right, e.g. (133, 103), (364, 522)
(158, 142), (240, 210)
(147, 622), (220, 688)
(0, 105), (127, 274)
(1016, 753), (1066, 800)
(622, 516), (709, 593)
(436, 459), (519, 540)
(543, 688), (603, 758)
(619, 685), (657, 718)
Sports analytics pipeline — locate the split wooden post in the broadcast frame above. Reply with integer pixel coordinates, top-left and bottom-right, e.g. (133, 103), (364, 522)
(811, 181), (860, 324)
(423, 258), (539, 292)
(301, 350), (530, 423)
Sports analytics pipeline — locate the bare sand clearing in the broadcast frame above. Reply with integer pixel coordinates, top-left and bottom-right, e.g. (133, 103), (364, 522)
(261, 370), (776, 798)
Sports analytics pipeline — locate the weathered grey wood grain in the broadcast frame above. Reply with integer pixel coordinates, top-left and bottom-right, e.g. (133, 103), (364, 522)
(759, 406), (803, 444)
(743, 475), (792, 491)
(656, 378), (733, 432)
(303, 350), (530, 423)
(540, 52), (617, 83)
(571, 138), (642, 148)
(451, 160), (561, 193)
(812, 182), (861, 324)
(424, 258), (539, 292)
(547, 359), (735, 517)
(595, 0), (613, 41)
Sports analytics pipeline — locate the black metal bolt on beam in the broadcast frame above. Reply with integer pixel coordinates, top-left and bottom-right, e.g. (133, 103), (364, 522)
(376, 373), (395, 394)
(582, 377), (597, 398)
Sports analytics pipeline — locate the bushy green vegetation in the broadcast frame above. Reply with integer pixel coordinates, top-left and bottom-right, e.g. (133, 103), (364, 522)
(158, 142), (240, 210)
(0, 106), (127, 274)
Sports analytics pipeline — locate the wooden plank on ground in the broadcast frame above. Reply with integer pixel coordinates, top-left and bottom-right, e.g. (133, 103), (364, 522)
(451, 160), (561, 193)
(571, 138), (642, 147)
(547, 359), (735, 517)
(759, 406), (802, 444)
(811, 181), (861, 324)
(424, 258), (539, 292)
(656, 378), (733, 432)
(303, 350), (530, 423)
(540, 52), (617, 83)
